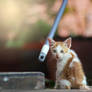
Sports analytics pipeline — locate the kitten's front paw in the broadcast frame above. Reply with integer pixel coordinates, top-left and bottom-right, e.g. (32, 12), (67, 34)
(80, 85), (90, 90)
(60, 79), (71, 89)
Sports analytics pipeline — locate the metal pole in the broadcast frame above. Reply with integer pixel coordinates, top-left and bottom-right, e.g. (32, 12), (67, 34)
(39, 0), (68, 62)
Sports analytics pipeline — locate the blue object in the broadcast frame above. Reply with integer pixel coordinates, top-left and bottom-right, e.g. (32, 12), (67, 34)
(39, 0), (68, 62)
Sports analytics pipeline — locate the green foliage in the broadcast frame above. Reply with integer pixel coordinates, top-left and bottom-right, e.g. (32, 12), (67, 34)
(6, 20), (52, 47)
(45, 79), (55, 88)
(25, 20), (52, 42)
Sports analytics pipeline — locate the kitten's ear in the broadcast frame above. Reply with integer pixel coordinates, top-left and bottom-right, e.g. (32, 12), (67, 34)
(48, 38), (55, 47)
(64, 37), (72, 48)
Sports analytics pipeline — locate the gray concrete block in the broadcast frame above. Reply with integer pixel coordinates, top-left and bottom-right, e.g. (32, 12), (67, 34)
(0, 72), (45, 90)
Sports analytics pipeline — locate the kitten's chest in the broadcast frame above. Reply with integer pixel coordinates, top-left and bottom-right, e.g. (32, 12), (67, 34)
(56, 54), (72, 73)
(57, 61), (67, 73)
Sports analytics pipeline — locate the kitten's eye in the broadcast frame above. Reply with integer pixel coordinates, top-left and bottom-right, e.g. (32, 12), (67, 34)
(60, 50), (64, 53)
(53, 49), (56, 53)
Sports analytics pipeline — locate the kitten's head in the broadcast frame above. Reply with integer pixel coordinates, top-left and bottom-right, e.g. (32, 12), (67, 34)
(48, 37), (72, 60)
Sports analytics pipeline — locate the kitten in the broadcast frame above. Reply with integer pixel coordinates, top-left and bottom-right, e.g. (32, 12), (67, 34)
(48, 37), (89, 89)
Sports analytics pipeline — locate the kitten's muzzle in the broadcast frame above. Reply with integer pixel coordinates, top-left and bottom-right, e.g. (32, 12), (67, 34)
(56, 54), (59, 59)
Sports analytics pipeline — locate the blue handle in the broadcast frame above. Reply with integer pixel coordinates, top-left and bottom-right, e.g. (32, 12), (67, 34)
(39, 0), (68, 62)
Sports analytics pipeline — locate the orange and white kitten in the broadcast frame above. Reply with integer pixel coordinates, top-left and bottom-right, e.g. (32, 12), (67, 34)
(48, 37), (89, 89)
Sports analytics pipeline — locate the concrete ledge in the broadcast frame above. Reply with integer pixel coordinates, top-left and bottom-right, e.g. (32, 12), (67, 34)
(0, 72), (45, 90)
(0, 89), (92, 92)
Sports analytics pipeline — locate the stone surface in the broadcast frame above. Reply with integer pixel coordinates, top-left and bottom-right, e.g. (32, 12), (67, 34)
(0, 89), (92, 92)
(0, 72), (45, 90)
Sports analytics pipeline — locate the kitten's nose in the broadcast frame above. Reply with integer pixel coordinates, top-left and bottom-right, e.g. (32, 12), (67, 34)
(56, 54), (59, 59)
